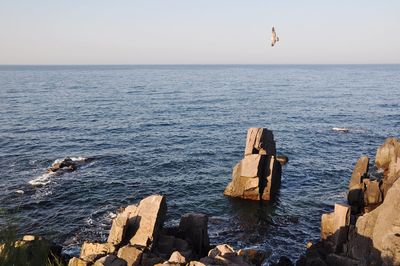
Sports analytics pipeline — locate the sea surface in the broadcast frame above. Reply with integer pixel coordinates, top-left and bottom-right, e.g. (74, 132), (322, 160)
(0, 65), (399, 263)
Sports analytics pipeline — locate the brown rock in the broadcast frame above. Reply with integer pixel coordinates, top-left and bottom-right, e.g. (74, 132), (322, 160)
(93, 255), (127, 266)
(80, 242), (116, 262)
(168, 251), (187, 264)
(117, 245), (142, 266)
(129, 195), (167, 250)
(179, 213), (209, 257)
(320, 204), (350, 252)
(362, 179), (383, 210)
(141, 253), (164, 266)
(68, 257), (90, 266)
(207, 244), (250, 266)
(108, 213), (129, 245)
(244, 128), (275, 156)
(347, 156), (369, 212)
(237, 249), (266, 266)
(241, 154), (262, 177)
(375, 138), (400, 170)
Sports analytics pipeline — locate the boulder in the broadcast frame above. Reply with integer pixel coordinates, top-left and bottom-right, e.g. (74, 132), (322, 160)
(320, 203), (350, 252)
(108, 213), (129, 245)
(129, 195), (167, 250)
(93, 255), (127, 266)
(347, 156), (369, 213)
(140, 253), (164, 266)
(80, 242), (116, 262)
(224, 155), (281, 201)
(362, 179), (383, 212)
(167, 251), (187, 264)
(375, 138), (400, 196)
(68, 257), (90, 266)
(237, 249), (266, 266)
(178, 213), (209, 257)
(276, 155), (289, 166)
(205, 244), (250, 266)
(244, 128), (276, 156)
(117, 245), (142, 266)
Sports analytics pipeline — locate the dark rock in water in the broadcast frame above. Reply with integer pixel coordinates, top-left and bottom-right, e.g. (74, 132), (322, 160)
(271, 256), (293, 266)
(237, 249), (266, 266)
(276, 155), (289, 165)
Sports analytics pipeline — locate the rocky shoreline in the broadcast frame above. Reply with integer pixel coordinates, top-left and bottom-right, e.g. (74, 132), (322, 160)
(1, 133), (399, 266)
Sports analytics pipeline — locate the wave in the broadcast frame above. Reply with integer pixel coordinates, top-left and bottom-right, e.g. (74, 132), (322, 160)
(28, 156), (89, 186)
(28, 172), (55, 186)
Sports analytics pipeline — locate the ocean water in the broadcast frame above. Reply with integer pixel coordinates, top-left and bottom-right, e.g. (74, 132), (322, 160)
(0, 65), (399, 263)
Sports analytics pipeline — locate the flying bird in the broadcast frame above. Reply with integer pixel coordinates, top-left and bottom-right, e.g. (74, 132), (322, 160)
(271, 26), (279, 47)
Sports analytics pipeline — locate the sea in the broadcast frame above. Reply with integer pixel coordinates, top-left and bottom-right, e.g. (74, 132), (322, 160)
(0, 65), (399, 264)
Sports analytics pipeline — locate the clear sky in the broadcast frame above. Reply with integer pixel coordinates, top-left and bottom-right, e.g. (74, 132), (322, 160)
(1, 0), (399, 64)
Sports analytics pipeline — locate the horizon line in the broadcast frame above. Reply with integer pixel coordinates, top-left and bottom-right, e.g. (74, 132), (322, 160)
(1, 63), (400, 66)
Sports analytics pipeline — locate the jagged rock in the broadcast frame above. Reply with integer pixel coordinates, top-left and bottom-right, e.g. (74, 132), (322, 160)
(362, 179), (383, 212)
(320, 203), (350, 252)
(224, 155), (281, 201)
(117, 245), (142, 266)
(167, 251), (187, 264)
(80, 242), (116, 262)
(347, 156), (369, 213)
(108, 213), (129, 245)
(68, 257), (90, 266)
(205, 244), (250, 266)
(178, 213), (209, 257)
(237, 249), (266, 266)
(375, 137), (400, 196)
(129, 195), (167, 249)
(93, 255), (127, 266)
(244, 128), (276, 156)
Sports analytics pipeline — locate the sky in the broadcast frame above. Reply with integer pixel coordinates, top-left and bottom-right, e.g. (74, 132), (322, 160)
(1, 0), (399, 64)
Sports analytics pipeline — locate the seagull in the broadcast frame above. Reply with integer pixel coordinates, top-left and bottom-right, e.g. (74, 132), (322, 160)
(271, 26), (279, 47)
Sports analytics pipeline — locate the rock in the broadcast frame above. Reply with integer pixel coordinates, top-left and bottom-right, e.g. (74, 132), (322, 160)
(168, 251), (187, 264)
(187, 261), (206, 266)
(347, 156), (369, 213)
(375, 138), (400, 170)
(224, 155), (281, 201)
(362, 179), (383, 211)
(237, 249), (266, 266)
(129, 195), (167, 250)
(206, 244), (250, 265)
(375, 138), (400, 196)
(117, 245), (142, 266)
(68, 257), (90, 266)
(244, 128), (276, 156)
(156, 233), (176, 256)
(93, 255), (127, 266)
(80, 242), (116, 262)
(271, 256), (293, 266)
(49, 157), (77, 172)
(108, 213), (129, 245)
(325, 253), (359, 266)
(141, 253), (164, 266)
(178, 213), (209, 257)
(22, 235), (41, 241)
(320, 203), (350, 252)
(241, 154), (262, 177)
(276, 155), (289, 165)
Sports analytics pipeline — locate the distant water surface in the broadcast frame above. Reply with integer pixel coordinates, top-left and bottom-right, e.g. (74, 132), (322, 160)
(0, 65), (399, 263)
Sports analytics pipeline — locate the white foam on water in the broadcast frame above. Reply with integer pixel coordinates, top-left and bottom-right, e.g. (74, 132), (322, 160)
(332, 127), (349, 132)
(28, 172), (55, 186)
(70, 156), (88, 162)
